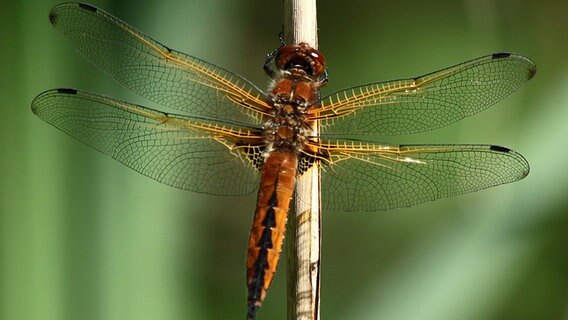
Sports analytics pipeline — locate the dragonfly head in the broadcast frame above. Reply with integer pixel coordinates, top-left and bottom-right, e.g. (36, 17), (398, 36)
(275, 42), (326, 78)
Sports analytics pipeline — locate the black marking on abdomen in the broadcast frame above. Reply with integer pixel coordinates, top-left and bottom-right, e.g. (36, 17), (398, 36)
(247, 304), (259, 320)
(248, 176), (279, 318)
(490, 145), (511, 153)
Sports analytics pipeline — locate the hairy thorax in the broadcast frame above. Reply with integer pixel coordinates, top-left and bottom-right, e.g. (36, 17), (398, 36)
(264, 70), (320, 151)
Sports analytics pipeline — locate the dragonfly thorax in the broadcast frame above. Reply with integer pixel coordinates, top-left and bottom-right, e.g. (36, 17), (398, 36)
(263, 103), (309, 150)
(265, 67), (321, 151)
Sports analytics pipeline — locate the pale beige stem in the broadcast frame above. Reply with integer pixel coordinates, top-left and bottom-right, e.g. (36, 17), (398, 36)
(283, 1), (322, 320)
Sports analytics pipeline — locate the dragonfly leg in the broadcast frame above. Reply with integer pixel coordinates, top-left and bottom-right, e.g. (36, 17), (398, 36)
(263, 32), (286, 79)
(319, 69), (329, 86)
(263, 51), (277, 78)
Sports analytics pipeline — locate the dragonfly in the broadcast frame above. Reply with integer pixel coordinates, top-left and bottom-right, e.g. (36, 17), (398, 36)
(32, 3), (535, 319)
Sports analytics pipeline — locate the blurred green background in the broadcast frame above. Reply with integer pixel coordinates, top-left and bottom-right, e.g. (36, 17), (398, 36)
(1, 0), (567, 319)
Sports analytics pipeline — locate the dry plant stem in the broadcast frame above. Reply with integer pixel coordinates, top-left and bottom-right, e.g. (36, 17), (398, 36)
(283, 1), (322, 320)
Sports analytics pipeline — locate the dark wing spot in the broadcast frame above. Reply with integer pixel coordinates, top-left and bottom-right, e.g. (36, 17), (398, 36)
(236, 139), (265, 170)
(527, 65), (537, 80)
(297, 154), (315, 176)
(78, 3), (98, 13)
(492, 52), (511, 59)
(56, 88), (78, 95)
(490, 145), (511, 153)
(48, 11), (58, 25)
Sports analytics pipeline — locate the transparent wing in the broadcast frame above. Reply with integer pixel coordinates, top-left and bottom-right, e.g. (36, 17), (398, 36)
(315, 53), (536, 136)
(308, 141), (529, 211)
(32, 89), (265, 196)
(49, 3), (271, 125)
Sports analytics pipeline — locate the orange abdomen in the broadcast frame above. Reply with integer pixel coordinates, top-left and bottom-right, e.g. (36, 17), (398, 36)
(246, 150), (298, 317)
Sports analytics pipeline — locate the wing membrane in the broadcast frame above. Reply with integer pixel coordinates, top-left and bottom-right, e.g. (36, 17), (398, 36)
(32, 89), (264, 196)
(308, 141), (529, 211)
(49, 3), (270, 125)
(316, 53), (536, 136)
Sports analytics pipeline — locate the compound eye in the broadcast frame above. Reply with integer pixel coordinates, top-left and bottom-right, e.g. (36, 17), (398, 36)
(275, 43), (326, 77)
(275, 44), (301, 70)
(307, 49), (326, 77)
